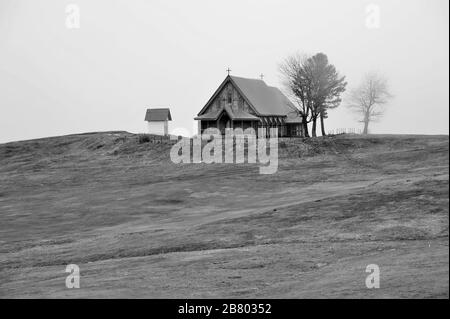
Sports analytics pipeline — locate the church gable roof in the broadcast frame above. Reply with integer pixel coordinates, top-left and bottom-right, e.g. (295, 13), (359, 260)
(197, 75), (298, 117)
(230, 76), (297, 116)
(194, 104), (259, 121)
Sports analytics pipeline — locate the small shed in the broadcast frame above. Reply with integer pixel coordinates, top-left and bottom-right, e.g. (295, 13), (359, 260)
(144, 108), (172, 136)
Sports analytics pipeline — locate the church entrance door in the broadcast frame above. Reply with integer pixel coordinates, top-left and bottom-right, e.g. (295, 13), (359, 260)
(217, 111), (231, 135)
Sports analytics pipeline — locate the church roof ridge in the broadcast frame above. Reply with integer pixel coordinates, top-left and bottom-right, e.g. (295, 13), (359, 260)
(197, 74), (298, 118)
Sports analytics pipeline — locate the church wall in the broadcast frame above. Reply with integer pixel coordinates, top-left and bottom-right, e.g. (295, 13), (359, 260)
(203, 82), (256, 115)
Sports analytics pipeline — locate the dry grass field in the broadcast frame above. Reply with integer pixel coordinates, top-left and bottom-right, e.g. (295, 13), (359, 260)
(0, 132), (448, 298)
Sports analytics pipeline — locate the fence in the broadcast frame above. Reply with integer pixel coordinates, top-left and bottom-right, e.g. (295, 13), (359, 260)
(327, 128), (362, 135)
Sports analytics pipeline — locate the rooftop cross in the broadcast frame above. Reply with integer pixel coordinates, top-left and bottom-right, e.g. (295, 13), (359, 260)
(226, 67), (232, 75)
(260, 73), (264, 80)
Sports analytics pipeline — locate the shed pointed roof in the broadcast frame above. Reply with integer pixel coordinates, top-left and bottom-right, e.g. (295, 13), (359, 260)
(145, 108), (172, 121)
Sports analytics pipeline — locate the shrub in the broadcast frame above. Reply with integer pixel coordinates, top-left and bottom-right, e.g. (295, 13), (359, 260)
(138, 134), (151, 144)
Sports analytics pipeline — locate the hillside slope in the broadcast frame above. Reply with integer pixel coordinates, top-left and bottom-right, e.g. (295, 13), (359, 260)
(0, 132), (448, 298)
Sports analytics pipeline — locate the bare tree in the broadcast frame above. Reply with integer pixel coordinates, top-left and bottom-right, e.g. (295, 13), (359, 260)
(280, 52), (346, 137)
(279, 54), (312, 137)
(347, 73), (393, 134)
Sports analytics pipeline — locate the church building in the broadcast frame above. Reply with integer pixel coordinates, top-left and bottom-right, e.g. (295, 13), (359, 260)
(195, 75), (303, 137)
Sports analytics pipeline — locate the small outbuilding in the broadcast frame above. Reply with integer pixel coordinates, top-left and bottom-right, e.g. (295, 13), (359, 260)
(144, 108), (172, 136)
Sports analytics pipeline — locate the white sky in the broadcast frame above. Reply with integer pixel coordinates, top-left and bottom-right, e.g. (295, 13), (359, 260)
(0, 0), (448, 143)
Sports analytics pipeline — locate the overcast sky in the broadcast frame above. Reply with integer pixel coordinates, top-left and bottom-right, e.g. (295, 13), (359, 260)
(0, 0), (448, 143)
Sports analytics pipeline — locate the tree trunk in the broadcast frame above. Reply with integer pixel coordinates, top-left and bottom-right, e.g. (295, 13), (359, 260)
(311, 117), (317, 137)
(302, 116), (309, 138)
(320, 113), (326, 136)
(363, 120), (369, 134)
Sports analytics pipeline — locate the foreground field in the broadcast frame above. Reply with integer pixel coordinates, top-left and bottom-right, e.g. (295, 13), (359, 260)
(0, 133), (448, 298)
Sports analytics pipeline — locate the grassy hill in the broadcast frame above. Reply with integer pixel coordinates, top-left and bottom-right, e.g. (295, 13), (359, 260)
(0, 132), (448, 298)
